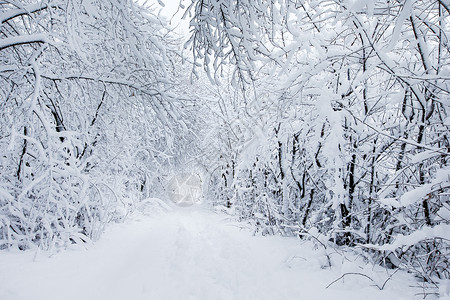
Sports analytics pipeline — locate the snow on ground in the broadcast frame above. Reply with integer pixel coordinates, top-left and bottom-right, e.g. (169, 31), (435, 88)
(0, 204), (424, 300)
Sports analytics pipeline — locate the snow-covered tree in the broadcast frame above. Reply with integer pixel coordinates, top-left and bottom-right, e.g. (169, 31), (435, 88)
(0, 0), (195, 250)
(186, 0), (450, 283)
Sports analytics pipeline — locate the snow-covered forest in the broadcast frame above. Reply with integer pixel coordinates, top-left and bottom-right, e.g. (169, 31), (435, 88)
(1, 0), (449, 299)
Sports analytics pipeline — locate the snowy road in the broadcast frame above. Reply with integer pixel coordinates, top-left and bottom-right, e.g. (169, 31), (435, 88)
(1, 206), (418, 300)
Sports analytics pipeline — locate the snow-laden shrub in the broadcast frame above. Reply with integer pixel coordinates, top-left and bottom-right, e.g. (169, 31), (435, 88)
(193, 0), (450, 289)
(0, 0), (191, 250)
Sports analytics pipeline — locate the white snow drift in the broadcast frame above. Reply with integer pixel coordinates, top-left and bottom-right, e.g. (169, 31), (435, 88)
(0, 204), (427, 300)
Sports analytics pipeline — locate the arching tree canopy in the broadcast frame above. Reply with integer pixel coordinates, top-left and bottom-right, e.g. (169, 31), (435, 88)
(1, 0), (449, 290)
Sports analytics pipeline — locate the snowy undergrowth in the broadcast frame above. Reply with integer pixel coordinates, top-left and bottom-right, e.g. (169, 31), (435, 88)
(0, 202), (435, 300)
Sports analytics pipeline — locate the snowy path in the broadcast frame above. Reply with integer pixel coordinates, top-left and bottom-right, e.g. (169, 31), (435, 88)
(1, 206), (418, 300)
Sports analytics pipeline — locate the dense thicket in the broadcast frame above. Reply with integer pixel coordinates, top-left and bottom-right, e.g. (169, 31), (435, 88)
(188, 0), (450, 285)
(0, 0), (197, 250)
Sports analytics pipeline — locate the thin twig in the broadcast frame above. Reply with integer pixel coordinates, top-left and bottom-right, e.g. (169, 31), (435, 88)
(326, 272), (382, 289)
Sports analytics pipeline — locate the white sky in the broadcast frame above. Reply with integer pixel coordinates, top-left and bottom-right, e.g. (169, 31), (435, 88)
(158, 0), (181, 17)
(149, 0), (190, 33)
